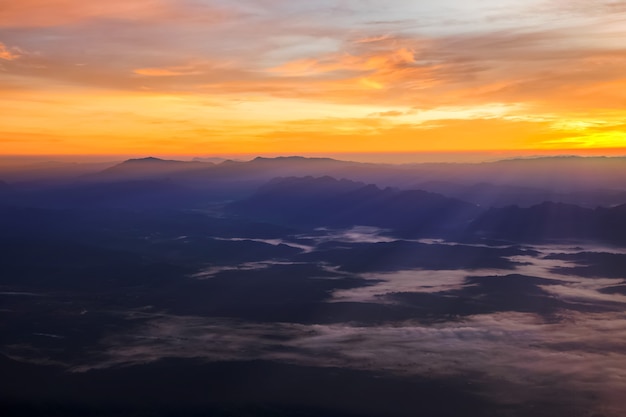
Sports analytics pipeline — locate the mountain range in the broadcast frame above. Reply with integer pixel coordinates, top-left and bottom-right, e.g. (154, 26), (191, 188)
(470, 201), (626, 244)
(2, 155), (626, 244)
(229, 176), (480, 237)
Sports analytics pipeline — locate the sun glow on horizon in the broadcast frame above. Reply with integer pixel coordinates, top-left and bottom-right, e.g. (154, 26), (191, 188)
(1, 0), (625, 157)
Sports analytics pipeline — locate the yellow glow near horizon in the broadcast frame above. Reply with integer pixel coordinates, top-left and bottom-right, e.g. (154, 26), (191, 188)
(1, 0), (625, 159)
(1, 84), (625, 157)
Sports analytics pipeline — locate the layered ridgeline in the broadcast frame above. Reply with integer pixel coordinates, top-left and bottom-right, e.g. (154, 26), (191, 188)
(228, 176), (480, 238)
(0, 155), (625, 243)
(470, 202), (626, 244)
(3, 155), (626, 207)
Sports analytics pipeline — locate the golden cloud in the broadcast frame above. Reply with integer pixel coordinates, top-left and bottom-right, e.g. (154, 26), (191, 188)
(133, 66), (203, 77)
(0, 42), (21, 60)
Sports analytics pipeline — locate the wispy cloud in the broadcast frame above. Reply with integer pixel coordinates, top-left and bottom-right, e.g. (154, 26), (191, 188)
(134, 66), (204, 77)
(0, 42), (22, 60)
(75, 310), (626, 414)
(1, 0), (626, 154)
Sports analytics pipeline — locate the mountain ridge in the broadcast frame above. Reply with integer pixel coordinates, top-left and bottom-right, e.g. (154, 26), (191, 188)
(228, 176), (481, 237)
(469, 201), (626, 244)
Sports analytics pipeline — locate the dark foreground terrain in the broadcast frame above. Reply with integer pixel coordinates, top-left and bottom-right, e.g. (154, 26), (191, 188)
(2, 156), (626, 416)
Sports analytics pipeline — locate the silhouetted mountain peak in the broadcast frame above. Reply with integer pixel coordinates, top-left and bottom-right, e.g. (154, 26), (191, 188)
(119, 157), (212, 167)
(234, 156), (337, 166)
(497, 155), (580, 162)
(111, 156), (216, 168)
(218, 159), (242, 166)
(87, 157), (214, 181)
(125, 156), (167, 163)
(252, 156), (338, 163)
(192, 157), (237, 164)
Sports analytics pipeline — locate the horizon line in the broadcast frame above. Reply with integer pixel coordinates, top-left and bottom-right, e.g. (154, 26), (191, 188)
(2, 149), (626, 166)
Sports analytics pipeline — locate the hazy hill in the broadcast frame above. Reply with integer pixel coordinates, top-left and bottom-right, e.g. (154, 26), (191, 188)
(413, 181), (626, 208)
(470, 201), (626, 244)
(80, 156), (368, 200)
(6, 155), (626, 193)
(192, 156), (239, 164)
(4, 155), (626, 209)
(86, 157), (213, 181)
(91, 155), (626, 203)
(482, 156), (626, 191)
(229, 176), (481, 237)
(180, 156), (368, 183)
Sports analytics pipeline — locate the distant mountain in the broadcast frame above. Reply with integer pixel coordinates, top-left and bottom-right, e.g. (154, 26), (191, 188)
(186, 156), (365, 181)
(16, 155), (623, 195)
(413, 181), (626, 208)
(208, 156), (626, 200)
(192, 157), (244, 164)
(6, 155), (626, 209)
(82, 156), (367, 190)
(86, 157), (213, 181)
(6, 155), (626, 193)
(469, 201), (626, 244)
(477, 156), (626, 191)
(229, 176), (482, 237)
(84, 156), (351, 196)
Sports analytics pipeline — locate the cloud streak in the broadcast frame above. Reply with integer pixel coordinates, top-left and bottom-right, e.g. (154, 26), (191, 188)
(0, 42), (21, 60)
(76, 309), (626, 414)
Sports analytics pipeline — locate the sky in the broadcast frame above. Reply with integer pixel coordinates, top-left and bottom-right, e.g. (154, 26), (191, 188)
(1, 0), (626, 161)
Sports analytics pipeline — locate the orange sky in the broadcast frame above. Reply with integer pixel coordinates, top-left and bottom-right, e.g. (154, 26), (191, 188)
(1, 0), (625, 161)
